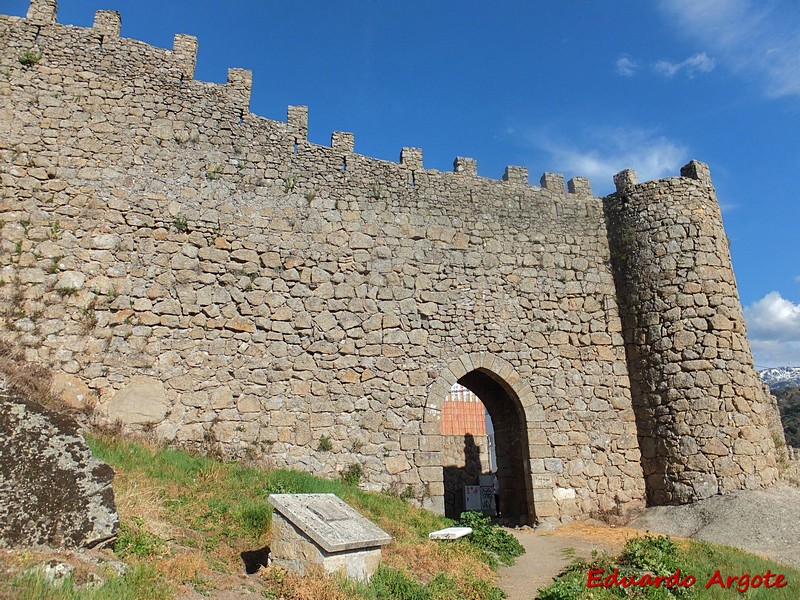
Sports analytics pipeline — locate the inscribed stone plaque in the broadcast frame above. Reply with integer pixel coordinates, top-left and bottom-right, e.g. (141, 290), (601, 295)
(268, 493), (392, 552)
(532, 474), (553, 488)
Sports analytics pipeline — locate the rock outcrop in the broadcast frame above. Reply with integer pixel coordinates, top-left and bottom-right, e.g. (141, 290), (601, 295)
(0, 394), (118, 549)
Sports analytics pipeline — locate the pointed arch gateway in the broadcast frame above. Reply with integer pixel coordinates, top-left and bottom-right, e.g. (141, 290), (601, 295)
(422, 353), (552, 525)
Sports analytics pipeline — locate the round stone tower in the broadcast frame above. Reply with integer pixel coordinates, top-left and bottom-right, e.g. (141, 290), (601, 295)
(604, 161), (781, 506)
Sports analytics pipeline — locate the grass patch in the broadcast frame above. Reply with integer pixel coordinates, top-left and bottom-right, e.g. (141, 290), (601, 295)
(84, 432), (508, 599)
(114, 518), (167, 559)
(18, 49), (42, 67)
(5, 563), (171, 600)
(537, 533), (800, 599)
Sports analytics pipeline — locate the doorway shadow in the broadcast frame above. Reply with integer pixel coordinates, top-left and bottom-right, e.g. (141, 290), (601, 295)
(443, 433), (486, 518)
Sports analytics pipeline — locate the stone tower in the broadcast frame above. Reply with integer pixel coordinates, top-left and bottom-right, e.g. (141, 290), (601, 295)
(604, 161), (782, 505)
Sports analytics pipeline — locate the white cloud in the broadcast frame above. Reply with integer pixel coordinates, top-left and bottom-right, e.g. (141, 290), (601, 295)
(749, 339), (800, 369)
(795, 275), (800, 284)
(659, 0), (800, 98)
(744, 291), (800, 367)
(534, 126), (687, 192)
(615, 55), (638, 77)
(654, 52), (716, 78)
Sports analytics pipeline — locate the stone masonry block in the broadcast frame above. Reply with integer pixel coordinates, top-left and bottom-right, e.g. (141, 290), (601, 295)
(568, 177), (591, 195)
(331, 131), (354, 153)
(453, 157), (477, 176)
(173, 34), (198, 79)
(288, 105), (309, 140)
(227, 68), (252, 111)
(613, 169), (637, 192)
(93, 10), (121, 38)
(503, 165), (528, 184)
(680, 160), (711, 183)
(540, 172), (565, 192)
(400, 147), (423, 170)
(27, 0), (57, 25)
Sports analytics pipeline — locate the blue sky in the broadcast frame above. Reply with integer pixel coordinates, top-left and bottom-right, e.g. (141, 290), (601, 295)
(6, 0), (800, 367)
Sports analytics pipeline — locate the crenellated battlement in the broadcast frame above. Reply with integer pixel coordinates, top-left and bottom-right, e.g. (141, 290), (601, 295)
(5, 1), (594, 196)
(172, 34), (198, 80)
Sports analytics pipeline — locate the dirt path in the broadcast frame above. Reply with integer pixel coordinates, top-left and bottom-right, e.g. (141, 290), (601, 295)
(497, 521), (638, 599)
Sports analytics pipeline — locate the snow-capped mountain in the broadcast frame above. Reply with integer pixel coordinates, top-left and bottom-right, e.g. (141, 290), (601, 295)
(759, 367), (800, 390)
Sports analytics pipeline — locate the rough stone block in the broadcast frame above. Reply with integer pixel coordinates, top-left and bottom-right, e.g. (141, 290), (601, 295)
(331, 131), (354, 153)
(288, 105), (309, 140)
(27, 0), (57, 25)
(453, 157), (477, 176)
(503, 165), (528, 184)
(93, 10), (121, 38)
(107, 375), (170, 425)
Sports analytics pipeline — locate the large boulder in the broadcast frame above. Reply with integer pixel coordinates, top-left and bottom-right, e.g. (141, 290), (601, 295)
(0, 394), (118, 548)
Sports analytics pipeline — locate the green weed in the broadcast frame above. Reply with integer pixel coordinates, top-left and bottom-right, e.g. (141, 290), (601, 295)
(114, 518), (166, 559)
(341, 463), (363, 486)
(456, 511), (525, 568)
(172, 215), (188, 232)
(283, 175), (298, 193)
(56, 286), (78, 297)
(49, 219), (61, 240)
(18, 49), (42, 67)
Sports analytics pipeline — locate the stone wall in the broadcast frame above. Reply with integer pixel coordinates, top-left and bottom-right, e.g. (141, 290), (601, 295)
(0, 1), (782, 523)
(605, 164), (781, 505)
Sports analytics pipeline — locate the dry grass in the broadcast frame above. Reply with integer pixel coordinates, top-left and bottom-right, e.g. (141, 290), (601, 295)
(158, 551), (210, 586)
(259, 565), (353, 600)
(384, 539), (496, 586)
(0, 340), (56, 406)
(550, 520), (641, 547)
(113, 470), (187, 548)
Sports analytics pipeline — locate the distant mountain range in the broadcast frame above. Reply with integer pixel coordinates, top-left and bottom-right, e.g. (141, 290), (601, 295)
(759, 367), (800, 391)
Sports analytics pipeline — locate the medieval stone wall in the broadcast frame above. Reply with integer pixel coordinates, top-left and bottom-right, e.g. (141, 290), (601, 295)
(0, 1), (783, 523)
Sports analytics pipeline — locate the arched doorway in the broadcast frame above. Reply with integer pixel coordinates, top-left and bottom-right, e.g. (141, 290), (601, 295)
(424, 354), (536, 525)
(458, 369), (532, 523)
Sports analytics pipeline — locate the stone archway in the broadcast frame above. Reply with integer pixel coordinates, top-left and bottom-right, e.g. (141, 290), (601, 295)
(423, 353), (543, 525)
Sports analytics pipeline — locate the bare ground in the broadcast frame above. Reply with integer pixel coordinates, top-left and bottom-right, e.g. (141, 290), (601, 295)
(497, 521), (637, 600)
